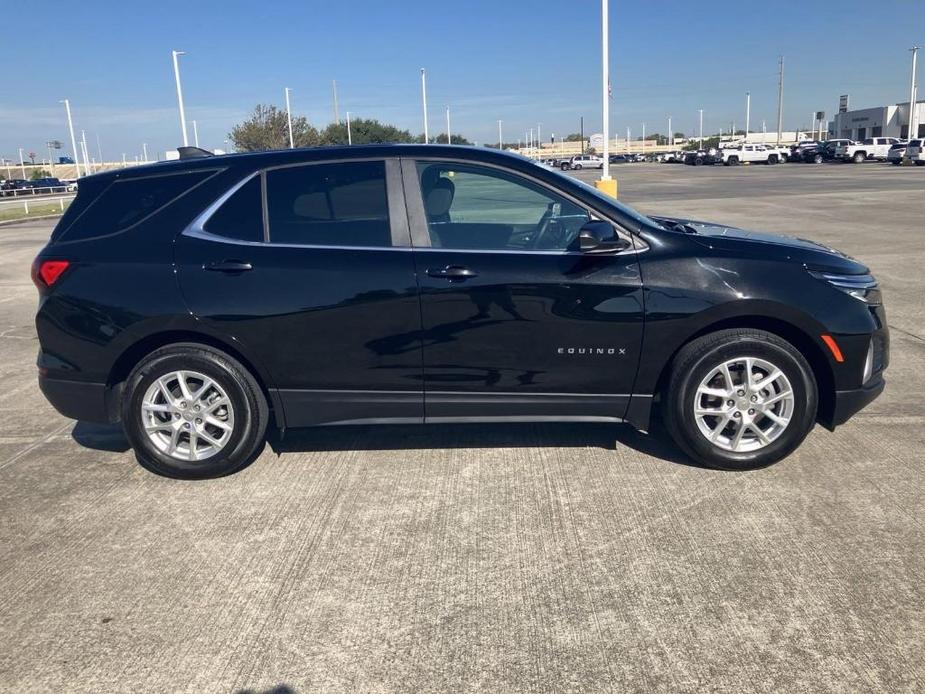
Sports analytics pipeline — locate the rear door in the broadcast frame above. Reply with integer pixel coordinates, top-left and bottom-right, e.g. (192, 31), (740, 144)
(404, 157), (644, 422)
(175, 158), (424, 427)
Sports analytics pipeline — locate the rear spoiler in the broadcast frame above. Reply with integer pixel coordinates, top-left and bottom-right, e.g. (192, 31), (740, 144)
(177, 146), (214, 159)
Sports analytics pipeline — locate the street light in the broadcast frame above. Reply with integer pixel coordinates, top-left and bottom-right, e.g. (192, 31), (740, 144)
(446, 106), (451, 144)
(599, 0), (612, 187)
(668, 116), (672, 146)
(192, 120), (200, 148)
(18, 148), (26, 178)
(699, 109), (704, 145)
(346, 111), (352, 145)
(284, 87), (294, 149)
(172, 50), (189, 146)
(142, 143), (148, 163)
(420, 68), (429, 144)
(745, 92), (751, 140)
(909, 47), (919, 140)
(60, 99), (82, 178)
(498, 119), (503, 150)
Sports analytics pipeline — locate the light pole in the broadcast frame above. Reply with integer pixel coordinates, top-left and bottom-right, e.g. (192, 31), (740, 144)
(776, 56), (785, 145)
(332, 80), (340, 125)
(142, 143), (148, 163)
(346, 111), (352, 145)
(60, 99), (82, 178)
(192, 119), (200, 148)
(498, 120), (503, 150)
(699, 109), (704, 145)
(122, 153), (126, 167)
(80, 130), (91, 174)
(909, 47), (919, 140)
(284, 87), (294, 149)
(172, 50), (189, 146)
(18, 148), (26, 178)
(420, 68), (429, 144)
(446, 106), (451, 144)
(537, 123), (542, 151)
(642, 122), (646, 153)
(745, 91), (751, 140)
(600, 0), (611, 186)
(668, 116), (672, 146)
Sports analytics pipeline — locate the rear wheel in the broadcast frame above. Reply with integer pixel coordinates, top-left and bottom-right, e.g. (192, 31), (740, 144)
(814, 154), (824, 164)
(663, 329), (817, 470)
(121, 344), (268, 479)
(767, 155), (778, 164)
(853, 151), (866, 164)
(727, 156), (739, 166)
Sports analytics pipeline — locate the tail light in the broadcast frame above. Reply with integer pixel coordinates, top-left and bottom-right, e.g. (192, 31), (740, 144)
(31, 258), (70, 289)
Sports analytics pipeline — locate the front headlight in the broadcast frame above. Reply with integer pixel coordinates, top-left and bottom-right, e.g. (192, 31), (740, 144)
(808, 270), (881, 305)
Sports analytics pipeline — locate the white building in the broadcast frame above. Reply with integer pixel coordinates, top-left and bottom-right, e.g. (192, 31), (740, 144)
(829, 101), (925, 141)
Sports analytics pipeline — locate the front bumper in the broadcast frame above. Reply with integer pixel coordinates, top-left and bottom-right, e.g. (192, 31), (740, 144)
(824, 375), (885, 429)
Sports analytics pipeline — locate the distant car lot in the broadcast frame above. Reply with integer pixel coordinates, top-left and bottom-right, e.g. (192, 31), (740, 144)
(0, 163), (922, 691)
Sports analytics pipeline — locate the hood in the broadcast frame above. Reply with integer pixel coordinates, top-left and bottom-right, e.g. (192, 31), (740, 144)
(653, 216), (868, 272)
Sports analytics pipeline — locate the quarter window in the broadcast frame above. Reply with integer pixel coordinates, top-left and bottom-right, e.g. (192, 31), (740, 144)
(204, 176), (263, 242)
(416, 162), (590, 251)
(266, 161), (391, 247)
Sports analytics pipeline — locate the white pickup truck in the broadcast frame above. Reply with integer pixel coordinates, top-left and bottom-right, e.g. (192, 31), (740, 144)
(721, 144), (783, 165)
(835, 137), (899, 163)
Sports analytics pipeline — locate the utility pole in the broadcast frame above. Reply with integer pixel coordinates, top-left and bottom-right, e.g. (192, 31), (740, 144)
(171, 50), (189, 146)
(284, 87), (294, 149)
(420, 69), (429, 144)
(909, 47), (919, 140)
(332, 80), (340, 125)
(745, 91), (751, 140)
(776, 55), (785, 145)
(61, 99), (82, 178)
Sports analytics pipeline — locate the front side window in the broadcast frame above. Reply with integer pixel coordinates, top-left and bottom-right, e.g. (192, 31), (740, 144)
(416, 161), (590, 251)
(266, 161), (391, 247)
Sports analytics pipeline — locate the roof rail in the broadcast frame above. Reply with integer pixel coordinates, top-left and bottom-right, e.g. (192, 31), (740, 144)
(177, 146), (214, 159)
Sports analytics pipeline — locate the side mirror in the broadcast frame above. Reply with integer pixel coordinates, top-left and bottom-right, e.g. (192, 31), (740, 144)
(578, 221), (631, 254)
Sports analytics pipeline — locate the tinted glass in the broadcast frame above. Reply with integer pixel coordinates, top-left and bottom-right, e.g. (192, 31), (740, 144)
(416, 161), (590, 251)
(266, 161), (390, 247)
(204, 176), (263, 242)
(61, 170), (215, 241)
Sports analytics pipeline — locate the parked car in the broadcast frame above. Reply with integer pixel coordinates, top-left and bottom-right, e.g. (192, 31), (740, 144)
(608, 154), (631, 164)
(0, 178), (29, 196)
(836, 137), (900, 163)
(721, 144), (782, 165)
(886, 142), (909, 165)
(26, 177), (68, 191)
(32, 144), (888, 478)
(561, 154), (604, 170)
(683, 148), (722, 165)
(663, 151), (685, 163)
(797, 140), (852, 163)
(904, 139), (925, 165)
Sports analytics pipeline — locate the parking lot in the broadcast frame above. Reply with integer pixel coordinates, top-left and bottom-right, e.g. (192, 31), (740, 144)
(1, 163), (923, 693)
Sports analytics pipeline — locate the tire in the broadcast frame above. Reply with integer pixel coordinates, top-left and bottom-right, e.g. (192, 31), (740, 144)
(768, 155), (778, 165)
(728, 156), (739, 166)
(574, 163), (583, 170)
(814, 154), (824, 164)
(693, 158), (703, 166)
(891, 159), (901, 165)
(121, 343), (268, 479)
(560, 163), (570, 171)
(663, 329), (818, 471)
(853, 152), (866, 164)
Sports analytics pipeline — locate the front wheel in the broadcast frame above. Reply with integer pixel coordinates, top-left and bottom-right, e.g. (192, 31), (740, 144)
(121, 344), (268, 478)
(573, 163), (583, 170)
(663, 329), (817, 470)
(814, 154), (824, 164)
(853, 152), (866, 164)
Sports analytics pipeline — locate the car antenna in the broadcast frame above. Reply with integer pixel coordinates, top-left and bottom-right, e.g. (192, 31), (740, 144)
(177, 146), (214, 159)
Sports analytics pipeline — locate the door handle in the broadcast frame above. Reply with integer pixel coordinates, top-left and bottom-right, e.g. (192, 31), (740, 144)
(426, 265), (477, 280)
(205, 260), (253, 273)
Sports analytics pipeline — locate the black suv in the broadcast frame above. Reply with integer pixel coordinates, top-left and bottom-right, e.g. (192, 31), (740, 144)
(33, 145), (888, 478)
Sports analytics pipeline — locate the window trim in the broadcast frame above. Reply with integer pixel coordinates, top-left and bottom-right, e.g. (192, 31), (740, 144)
(184, 157), (412, 251)
(403, 156), (642, 255)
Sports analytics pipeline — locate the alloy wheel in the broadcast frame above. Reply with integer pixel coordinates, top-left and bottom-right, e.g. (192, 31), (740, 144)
(141, 370), (235, 461)
(693, 357), (794, 453)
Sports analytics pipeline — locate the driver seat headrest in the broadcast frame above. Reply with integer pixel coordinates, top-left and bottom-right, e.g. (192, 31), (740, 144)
(424, 176), (455, 219)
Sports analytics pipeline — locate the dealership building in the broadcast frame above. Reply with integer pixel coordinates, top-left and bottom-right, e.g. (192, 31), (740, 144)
(828, 101), (925, 140)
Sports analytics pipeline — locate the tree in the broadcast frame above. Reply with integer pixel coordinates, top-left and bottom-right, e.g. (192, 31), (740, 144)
(229, 105), (321, 152)
(563, 133), (584, 142)
(320, 118), (417, 146)
(30, 168), (51, 180)
(429, 133), (473, 146)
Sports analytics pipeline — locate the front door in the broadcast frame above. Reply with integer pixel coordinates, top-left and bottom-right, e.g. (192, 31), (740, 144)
(404, 158), (644, 422)
(175, 158), (424, 427)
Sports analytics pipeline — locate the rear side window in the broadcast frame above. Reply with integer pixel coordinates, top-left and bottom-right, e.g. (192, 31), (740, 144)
(60, 170), (215, 241)
(204, 177), (263, 242)
(265, 161), (391, 247)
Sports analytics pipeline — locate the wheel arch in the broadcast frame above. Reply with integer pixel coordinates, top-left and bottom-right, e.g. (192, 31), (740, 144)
(650, 315), (835, 427)
(106, 329), (284, 429)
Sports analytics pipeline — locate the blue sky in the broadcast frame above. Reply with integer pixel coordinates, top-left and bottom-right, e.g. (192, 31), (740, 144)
(2, 0), (923, 162)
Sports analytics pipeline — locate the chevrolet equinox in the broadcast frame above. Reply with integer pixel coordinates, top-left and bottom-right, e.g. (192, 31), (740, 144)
(33, 145), (888, 478)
